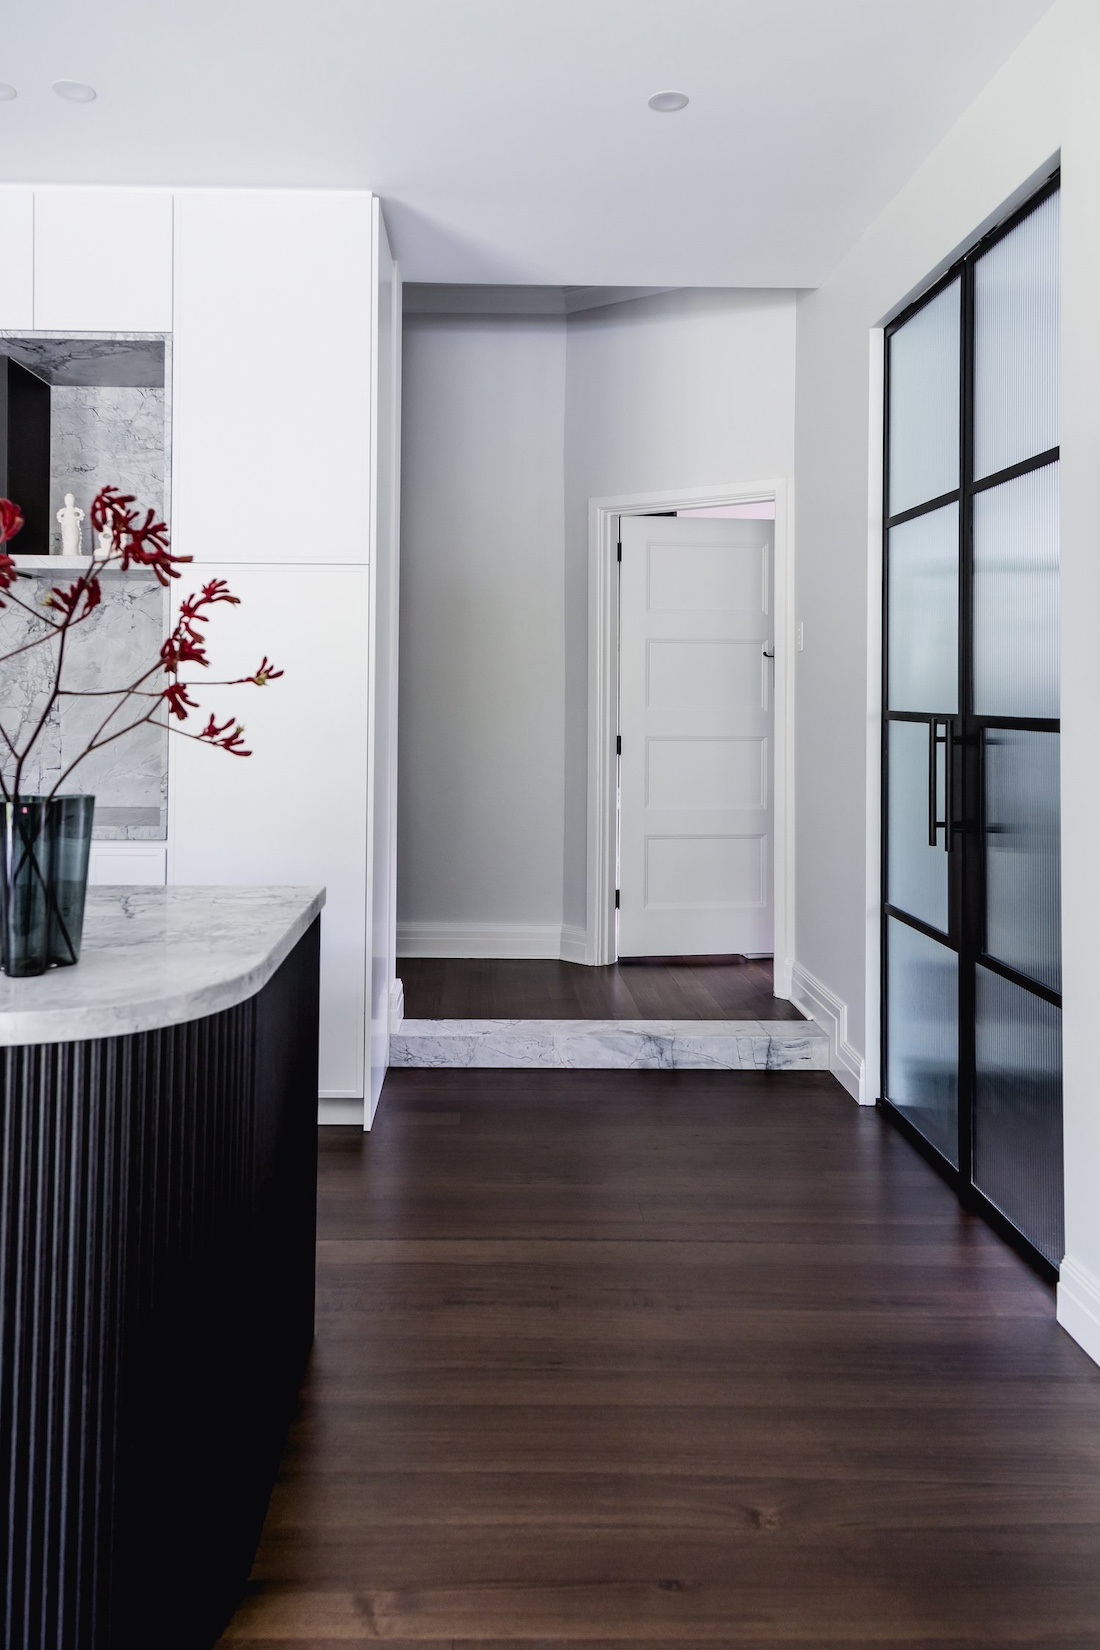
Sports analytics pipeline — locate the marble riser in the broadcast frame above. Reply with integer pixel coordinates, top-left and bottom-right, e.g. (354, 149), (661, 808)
(390, 1018), (829, 1072)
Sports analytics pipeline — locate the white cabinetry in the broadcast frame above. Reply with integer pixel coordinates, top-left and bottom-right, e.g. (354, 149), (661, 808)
(34, 189), (173, 331)
(0, 189), (34, 328)
(1, 185), (393, 1119)
(168, 563), (371, 1101)
(172, 191), (372, 565)
(367, 200), (401, 1121)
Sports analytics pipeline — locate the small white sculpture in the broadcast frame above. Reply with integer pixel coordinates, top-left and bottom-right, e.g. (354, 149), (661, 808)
(98, 527), (112, 558)
(56, 493), (85, 557)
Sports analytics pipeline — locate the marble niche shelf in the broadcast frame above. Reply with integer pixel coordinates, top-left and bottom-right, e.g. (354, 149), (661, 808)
(0, 332), (172, 841)
(9, 554), (131, 572)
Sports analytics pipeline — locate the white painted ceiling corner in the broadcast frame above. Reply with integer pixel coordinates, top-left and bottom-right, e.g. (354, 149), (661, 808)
(0, 0), (1058, 286)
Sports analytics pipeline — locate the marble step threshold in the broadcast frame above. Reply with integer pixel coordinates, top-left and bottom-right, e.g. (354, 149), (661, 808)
(390, 1018), (829, 1072)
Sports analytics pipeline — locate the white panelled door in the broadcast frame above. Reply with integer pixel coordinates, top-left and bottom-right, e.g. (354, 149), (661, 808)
(618, 515), (774, 958)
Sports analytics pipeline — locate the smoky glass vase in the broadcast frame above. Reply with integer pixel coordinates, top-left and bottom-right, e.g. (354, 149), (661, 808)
(0, 798), (54, 978)
(0, 795), (95, 977)
(49, 795), (96, 967)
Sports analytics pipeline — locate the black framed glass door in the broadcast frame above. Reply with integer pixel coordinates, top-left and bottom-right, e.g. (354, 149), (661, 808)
(882, 174), (1062, 1277)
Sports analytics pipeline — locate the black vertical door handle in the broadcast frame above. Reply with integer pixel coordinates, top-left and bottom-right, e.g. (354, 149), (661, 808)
(928, 718), (953, 851)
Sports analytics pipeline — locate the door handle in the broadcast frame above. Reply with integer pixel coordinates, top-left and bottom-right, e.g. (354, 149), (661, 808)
(927, 717), (953, 851)
(762, 645), (774, 660)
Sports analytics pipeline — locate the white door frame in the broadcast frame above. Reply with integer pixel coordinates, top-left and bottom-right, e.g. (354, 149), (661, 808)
(585, 478), (795, 993)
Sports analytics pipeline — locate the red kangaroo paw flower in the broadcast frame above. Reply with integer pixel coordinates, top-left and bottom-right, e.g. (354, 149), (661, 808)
(0, 498), (24, 544)
(163, 681), (198, 720)
(243, 656), (283, 686)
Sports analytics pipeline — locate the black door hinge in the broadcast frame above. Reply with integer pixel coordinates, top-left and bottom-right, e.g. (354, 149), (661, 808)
(617, 541), (622, 562)
(615, 889), (620, 908)
(616, 734), (621, 755)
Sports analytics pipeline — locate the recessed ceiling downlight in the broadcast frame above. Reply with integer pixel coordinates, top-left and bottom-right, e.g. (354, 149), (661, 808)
(0, 84), (17, 102)
(53, 80), (97, 103)
(648, 90), (689, 112)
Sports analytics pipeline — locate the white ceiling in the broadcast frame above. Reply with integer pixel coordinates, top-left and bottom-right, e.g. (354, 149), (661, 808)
(1, 0), (1055, 286)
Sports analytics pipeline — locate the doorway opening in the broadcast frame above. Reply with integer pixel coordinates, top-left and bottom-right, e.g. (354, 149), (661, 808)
(617, 507), (777, 968)
(585, 481), (795, 998)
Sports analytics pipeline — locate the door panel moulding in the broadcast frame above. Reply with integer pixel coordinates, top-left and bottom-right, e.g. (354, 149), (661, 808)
(586, 480), (795, 989)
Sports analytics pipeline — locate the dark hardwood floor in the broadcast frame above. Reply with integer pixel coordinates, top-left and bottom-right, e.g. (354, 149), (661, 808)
(219, 1070), (1100, 1648)
(398, 955), (805, 1021)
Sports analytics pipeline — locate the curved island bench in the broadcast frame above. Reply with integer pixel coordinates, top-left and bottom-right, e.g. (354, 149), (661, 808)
(0, 886), (325, 1650)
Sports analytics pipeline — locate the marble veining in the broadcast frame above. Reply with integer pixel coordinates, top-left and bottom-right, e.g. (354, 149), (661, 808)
(0, 886), (325, 1046)
(0, 334), (165, 389)
(390, 1018), (829, 1072)
(0, 569), (168, 837)
(48, 386), (167, 554)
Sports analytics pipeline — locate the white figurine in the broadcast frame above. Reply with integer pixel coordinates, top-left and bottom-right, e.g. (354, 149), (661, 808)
(98, 527), (112, 558)
(56, 493), (85, 557)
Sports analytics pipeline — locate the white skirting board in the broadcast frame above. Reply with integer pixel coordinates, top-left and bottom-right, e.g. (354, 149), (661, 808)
(1057, 1256), (1100, 1369)
(318, 1098), (364, 1125)
(789, 962), (867, 1103)
(559, 924), (588, 964)
(398, 922), (573, 960)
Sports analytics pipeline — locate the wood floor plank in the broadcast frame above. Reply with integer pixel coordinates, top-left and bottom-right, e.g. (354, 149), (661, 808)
(217, 1069), (1100, 1647)
(397, 957), (805, 1022)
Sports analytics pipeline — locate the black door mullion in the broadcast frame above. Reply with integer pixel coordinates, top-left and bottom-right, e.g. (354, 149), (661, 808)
(956, 253), (977, 1193)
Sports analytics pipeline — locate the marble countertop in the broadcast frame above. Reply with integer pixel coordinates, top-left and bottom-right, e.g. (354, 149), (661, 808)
(0, 885), (325, 1046)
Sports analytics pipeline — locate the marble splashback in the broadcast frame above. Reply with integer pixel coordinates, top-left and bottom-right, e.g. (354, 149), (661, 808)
(0, 570), (168, 838)
(48, 386), (167, 555)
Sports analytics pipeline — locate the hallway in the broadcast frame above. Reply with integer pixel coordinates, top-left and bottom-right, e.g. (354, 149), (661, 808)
(221, 1071), (1100, 1646)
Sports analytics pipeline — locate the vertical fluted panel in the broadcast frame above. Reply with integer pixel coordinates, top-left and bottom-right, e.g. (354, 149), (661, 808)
(974, 189), (1059, 480)
(887, 502), (959, 713)
(973, 461), (1060, 719)
(984, 729), (1061, 994)
(974, 966), (1064, 1265)
(888, 278), (961, 515)
(0, 1005), (258, 1650)
(0, 919), (320, 1650)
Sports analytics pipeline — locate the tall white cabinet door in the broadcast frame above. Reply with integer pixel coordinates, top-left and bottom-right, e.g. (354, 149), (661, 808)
(0, 189), (34, 328)
(618, 515), (775, 959)
(34, 189), (173, 331)
(168, 564), (370, 1103)
(172, 190), (373, 564)
(367, 201), (400, 1122)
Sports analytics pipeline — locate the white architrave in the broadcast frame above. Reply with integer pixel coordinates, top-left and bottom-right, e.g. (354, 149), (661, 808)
(585, 480), (795, 993)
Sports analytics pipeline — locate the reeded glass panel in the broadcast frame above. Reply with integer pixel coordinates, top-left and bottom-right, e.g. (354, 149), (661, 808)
(887, 720), (948, 932)
(887, 503), (958, 713)
(975, 191), (1059, 480)
(974, 967), (1063, 1265)
(886, 918), (958, 1165)
(888, 281), (960, 515)
(984, 729), (1061, 992)
(973, 463), (1059, 718)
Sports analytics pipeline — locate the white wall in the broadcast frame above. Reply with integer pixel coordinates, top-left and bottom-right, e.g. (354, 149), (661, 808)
(398, 313), (567, 955)
(562, 290), (797, 935)
(790, 0), (1100, 1360)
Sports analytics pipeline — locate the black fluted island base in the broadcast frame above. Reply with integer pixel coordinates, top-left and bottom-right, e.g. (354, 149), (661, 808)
(0, 889), (324, 1650)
